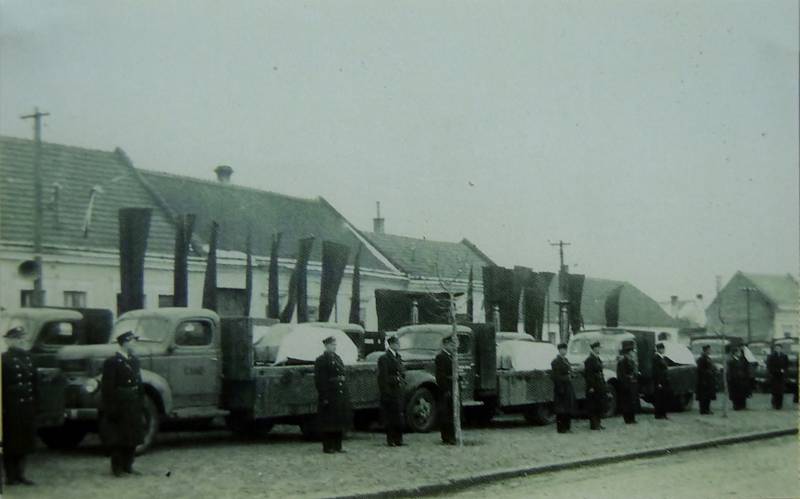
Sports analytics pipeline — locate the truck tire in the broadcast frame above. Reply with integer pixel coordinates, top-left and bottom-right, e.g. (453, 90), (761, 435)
(523, 404), (555, 425)
(405, 386), (437, 433)
(673, 392), (694, 412)
(603, 384), (618, 418)
(135, 395), (160, 455)
(38, 423), (88, 450)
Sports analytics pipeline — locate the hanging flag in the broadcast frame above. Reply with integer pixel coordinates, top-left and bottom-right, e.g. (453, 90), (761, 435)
(202, 221), (219, 312)
(482, 265), (516, 332)
(173, 214), (195, 307)
(318, 241), (350, 322)
(566, 273), (586, 333)
(466, 265), (474, 322)
(280, 237), (314, 323)
(348, 244), (362, 325)
(513, 266), (534, 333)
(118, 208), (152, 314)
(267, 232), (282, 319)
(243, 228), (253, 317)
(527, 271), (555, 339)
(374, 289), (454, 332)
(605, 284), (625, 327)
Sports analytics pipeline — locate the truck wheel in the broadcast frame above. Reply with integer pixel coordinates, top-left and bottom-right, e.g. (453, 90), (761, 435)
(38, 423), (88, 450)
(673, 392), (694, 412)
(299, 417), (321, 441)
(523, 404), (555, 425)
(603, 384), (618, 418)
(405, 386), (437, 433)
(135, 395), (160, 455)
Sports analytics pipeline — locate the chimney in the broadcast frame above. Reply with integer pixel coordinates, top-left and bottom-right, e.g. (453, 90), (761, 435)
(670, 295), (679, 318)
(214, 165), (233, 184)
(373, 201), (385, 234)
(696, 294), (703, 301)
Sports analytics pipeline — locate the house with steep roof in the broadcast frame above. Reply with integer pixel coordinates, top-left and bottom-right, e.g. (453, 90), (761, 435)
(657, 294), (707, 328)
(705, 272), (799, 341)
(543, 275), (680, 339)
(361, 221), (496, 322)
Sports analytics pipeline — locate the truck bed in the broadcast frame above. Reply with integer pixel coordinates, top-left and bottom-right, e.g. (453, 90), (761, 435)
(496, 369), (587, 408)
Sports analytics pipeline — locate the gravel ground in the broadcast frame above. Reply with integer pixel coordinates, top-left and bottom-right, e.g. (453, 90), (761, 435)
(3, 394), (797, 499)
(445, 436), (799, 499)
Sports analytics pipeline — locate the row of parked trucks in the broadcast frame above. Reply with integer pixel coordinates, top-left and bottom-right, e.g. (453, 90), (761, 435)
(3, 304), (704, 455)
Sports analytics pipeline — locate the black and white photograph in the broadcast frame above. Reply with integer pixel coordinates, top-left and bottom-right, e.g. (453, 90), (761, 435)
(0, 2), (797, 498)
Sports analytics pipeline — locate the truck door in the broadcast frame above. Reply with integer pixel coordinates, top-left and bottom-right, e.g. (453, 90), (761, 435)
(168, 319), (220, 408)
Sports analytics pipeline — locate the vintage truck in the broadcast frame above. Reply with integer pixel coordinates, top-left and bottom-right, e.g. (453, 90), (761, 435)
(55, 308), (481, 453)
(0, 307), (113, 448)
(569, 328), (698, 413)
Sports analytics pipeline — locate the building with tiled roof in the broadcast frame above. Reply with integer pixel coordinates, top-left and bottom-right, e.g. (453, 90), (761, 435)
(705, 271), (799, 341)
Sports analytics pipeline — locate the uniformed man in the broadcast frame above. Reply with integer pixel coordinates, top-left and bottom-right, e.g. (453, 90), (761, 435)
(652, 342), (671, 420)
(100, 331), (145, 477)
(726, 345), (750, 410)
(695, 344), (717, 415)
(2, 326), (37, 486)
(616, 340), (639, 424)
(435, 335), (457, 445)
(550, 342), (575, 433)
(314, 336), (351, 454)
(583, 340), (606, 430)
(377, 335), (406, 446)
(766, 343), (789, 410)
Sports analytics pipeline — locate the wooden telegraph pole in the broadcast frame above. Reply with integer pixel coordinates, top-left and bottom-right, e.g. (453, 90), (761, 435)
(21, 108), (50, 307)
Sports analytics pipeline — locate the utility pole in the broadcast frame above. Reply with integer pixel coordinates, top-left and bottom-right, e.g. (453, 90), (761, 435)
(21, 108), (50, 307)
(550, 240), (571, 344)
(740, 287), (757, 343)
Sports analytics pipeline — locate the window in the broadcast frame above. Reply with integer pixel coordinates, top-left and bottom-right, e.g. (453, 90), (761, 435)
(175, 321), (212, 346)
(159, 295), (174, 308)
(20, 290), (34, 308)
(63, 291), (87, 308)
(40, 321), (77, 346)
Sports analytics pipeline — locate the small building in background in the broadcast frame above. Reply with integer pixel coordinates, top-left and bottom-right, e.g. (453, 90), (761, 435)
(658, 294), (707, 328)
(705, 271), (799, 342)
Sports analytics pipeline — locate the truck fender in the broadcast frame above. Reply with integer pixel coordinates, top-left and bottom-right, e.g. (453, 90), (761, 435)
(140, 369), (173, 415)
(602, 368), (617, 385)
(404, 370), (437, 397)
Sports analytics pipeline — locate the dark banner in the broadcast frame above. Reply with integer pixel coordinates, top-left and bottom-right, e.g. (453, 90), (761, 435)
(267, 233), (282, 319)
(482, 265), (516, 332)
(118, 208), (152, 315)
(523, 271), (556, 339)
(513, 266), (534, 332)
(605, 284), (624, 327)
(566, 273), (586, 333)
(466, 265), (474, 322)
(280, 237), (314, 323)
(318, 241), (350, 322)
(201, 221), (219, 312)
(348, 244), (362, 325)
(172, 213), (195, 307)
(374, 289), (453, 332)
(243, 229), (253, 317)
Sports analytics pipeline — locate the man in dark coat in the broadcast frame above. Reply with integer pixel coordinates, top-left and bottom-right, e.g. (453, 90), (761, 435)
(583, 341), (606, 430)
(2, 326), (37, 486)
(435, 335), (457, 445)
(766, 343), (789, 410)
(616, 340), (639, 424)
(652, 342), (671, 420)
(101, 331), (145, 476)
(377, 335), (406, 446)
(314, 336), (351, 453)
(695, 344), (717, 415)
(726, 346), (750, 410)
(550, 342), (575, 433)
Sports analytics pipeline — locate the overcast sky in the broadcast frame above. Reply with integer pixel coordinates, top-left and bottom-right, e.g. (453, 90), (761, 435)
(1, 1), (797, 303)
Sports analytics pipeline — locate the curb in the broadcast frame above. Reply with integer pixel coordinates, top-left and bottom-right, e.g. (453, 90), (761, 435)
(330, 427), (798, 499)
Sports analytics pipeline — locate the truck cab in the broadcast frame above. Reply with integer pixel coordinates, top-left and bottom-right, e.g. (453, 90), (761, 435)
(57, 308), (224, 453)
(0, 307), (113, 444)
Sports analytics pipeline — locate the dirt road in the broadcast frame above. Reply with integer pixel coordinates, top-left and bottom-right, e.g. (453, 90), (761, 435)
(445, 436), (799, 499)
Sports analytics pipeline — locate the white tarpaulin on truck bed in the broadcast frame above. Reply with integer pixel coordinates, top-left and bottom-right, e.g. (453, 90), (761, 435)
(496, 338), (557, 371)
(663, 341), (696, 365)
(252, 324), (359, 365)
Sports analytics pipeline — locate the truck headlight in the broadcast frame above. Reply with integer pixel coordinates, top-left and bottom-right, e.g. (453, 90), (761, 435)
(83, 378), (99, 394)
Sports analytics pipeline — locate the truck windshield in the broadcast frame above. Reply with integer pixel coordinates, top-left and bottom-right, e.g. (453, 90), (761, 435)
(111, 317), (169, 343)
(568, 336), (622, 361)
